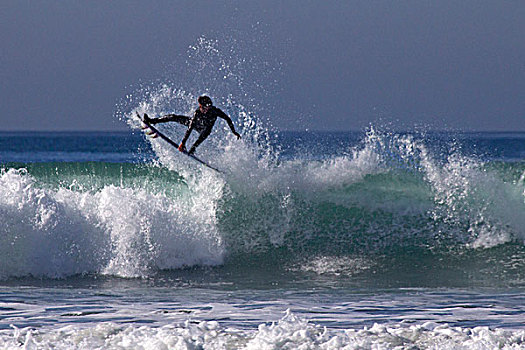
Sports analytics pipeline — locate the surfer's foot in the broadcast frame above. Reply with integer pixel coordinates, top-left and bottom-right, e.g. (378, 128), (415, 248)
(188, 148), (196, 155)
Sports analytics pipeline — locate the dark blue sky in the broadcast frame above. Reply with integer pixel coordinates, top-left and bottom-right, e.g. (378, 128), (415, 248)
(1, 1), (524, 131)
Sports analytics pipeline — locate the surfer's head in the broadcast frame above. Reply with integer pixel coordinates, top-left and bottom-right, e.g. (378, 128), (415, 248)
(198, 95), (213, 108)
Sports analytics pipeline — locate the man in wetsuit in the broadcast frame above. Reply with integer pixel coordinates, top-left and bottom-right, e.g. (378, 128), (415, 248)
(144, 95), (241, 155)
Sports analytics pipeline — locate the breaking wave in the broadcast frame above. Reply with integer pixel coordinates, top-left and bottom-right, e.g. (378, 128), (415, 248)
(1, 119), (524, 281)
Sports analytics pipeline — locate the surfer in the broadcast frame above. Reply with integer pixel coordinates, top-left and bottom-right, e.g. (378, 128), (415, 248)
(143, 96), (241, 155)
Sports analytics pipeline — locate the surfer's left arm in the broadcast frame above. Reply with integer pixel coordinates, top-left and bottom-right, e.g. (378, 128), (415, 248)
(218, 109), (241, 139)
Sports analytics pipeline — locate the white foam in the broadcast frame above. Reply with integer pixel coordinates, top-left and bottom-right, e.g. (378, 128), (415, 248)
(0, 168), (224, 279)
(1, 311), (524, 349)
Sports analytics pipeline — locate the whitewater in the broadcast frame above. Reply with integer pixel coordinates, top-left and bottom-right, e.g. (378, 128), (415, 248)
(1, 37), (525, 348)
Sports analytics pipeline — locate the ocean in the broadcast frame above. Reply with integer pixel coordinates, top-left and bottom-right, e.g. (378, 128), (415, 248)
(1, 121), (524, 348)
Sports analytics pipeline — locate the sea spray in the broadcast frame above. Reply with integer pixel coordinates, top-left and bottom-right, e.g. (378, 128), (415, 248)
(418, 140), (525, 247)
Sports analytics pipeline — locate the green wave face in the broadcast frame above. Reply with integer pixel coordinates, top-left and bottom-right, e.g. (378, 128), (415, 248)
(1, 158), (524, 285)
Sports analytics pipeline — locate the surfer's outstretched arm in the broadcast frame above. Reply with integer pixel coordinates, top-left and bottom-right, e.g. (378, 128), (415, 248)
(217, 110), (241, 139)
(145, 114), (191, 127)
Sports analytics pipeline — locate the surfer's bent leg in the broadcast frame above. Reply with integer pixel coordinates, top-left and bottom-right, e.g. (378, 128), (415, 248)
(188, 127), (212, 154)
(150, 114), (191, 126)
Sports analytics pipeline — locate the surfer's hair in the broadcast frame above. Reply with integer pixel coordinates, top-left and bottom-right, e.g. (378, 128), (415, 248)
(198, 95), (213, 107)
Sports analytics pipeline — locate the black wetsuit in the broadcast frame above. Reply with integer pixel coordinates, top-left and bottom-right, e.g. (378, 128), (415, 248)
(149, 106), (238, 154)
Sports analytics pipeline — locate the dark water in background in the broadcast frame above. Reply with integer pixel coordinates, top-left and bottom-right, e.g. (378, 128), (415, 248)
(0, 129), (524, 348)
(1, 130), (524, 162)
